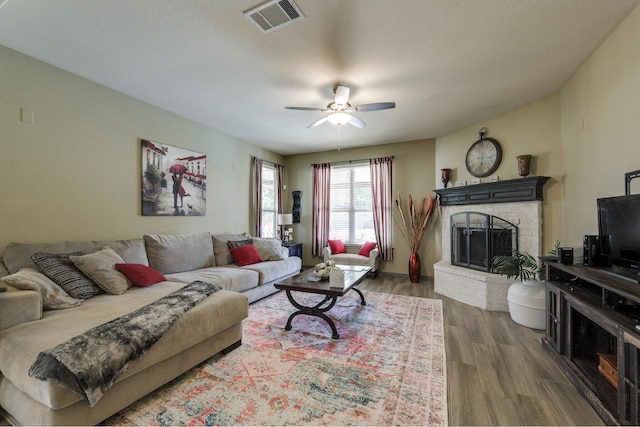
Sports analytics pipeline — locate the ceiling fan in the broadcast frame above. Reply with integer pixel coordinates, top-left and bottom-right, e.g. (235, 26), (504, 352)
(285, 85), (395, 128)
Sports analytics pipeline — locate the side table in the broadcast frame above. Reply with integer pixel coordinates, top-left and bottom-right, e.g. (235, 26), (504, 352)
(282, 242), (302, 263)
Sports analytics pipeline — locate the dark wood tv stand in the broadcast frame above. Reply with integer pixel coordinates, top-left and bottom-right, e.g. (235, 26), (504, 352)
(543, 261), (640, 425)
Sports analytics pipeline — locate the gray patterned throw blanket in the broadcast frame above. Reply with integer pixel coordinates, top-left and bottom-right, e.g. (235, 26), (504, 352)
(28, 280), (221, 406)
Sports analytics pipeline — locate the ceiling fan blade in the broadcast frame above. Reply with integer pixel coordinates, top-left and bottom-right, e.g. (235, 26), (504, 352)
(285, 106), (325, 111)
(334, 85), (350, 106)
(348, 115), (366, 128)
(353, 102), (396, 112)
(307, 115), (330, 128)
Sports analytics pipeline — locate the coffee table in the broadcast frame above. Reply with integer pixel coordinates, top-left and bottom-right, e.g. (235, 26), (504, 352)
(274, 265), (371, 339)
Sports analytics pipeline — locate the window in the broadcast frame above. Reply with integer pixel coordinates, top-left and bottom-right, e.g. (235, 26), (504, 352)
(329, 163), (375, 244)
(261, 163), (278, 238)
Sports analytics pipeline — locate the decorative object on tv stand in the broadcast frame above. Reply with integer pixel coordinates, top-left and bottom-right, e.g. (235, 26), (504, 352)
(292, 190), (301, 223)
(492, 250), (546, 330)
(517, 154), (532, 177)
(441, 168), (452, 188)
(277, 213), (293, 242)
(395, 192), (438, 283)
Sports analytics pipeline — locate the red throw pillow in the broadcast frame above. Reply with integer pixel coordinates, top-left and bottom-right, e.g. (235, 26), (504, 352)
(328, 239), (347, 254)
(358, 241), (378, 257)
(230, 244), (264, 266)
(115, 263), (166, 287)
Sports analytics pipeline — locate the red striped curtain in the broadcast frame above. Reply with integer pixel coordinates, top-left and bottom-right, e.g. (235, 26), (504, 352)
(253, 157), (263, 236)
(311, 163), (331, 257)
(370, 157), (393, 261)
(277, 164), (284, 216)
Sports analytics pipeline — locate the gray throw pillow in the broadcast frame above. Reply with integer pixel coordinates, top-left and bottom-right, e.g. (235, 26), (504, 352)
(227, 239), (252, 250)
(31, 252), (103, 300)
(212, 233), (251, 266)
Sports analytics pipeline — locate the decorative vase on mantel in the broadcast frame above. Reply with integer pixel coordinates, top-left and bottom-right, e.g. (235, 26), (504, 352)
(409, 252), (421, 283)
(441, 168), (452, 189)
(517, 155), (532, 177)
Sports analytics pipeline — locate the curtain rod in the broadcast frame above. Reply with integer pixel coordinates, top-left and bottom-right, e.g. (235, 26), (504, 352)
(312, 155), (394, 167)
(252, 156), (283, 168)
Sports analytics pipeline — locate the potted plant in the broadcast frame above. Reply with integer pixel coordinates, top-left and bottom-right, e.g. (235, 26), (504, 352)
(492, 250), (546, 329)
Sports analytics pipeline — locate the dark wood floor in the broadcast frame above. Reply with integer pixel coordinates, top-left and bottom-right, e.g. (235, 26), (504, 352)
(359, 274), (603, 426)
(1, 274), (603, 426)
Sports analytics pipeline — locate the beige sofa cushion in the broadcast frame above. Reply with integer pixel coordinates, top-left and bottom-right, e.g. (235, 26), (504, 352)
(0, 285), (42, 332)
(242, 256), (301, 285)
(144, 232), (214, 274)
(0, 283), (248, 410)
(166, 267), (259, 293)
(3, 239), (148, 275)
(212, 233), (251, 266)
(0, 263), (9, 278)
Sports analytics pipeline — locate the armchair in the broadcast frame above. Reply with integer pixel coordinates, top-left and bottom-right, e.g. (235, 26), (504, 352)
(322, 246), (379, 278)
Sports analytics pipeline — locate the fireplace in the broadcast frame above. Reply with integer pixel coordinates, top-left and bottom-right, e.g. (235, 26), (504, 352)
(433, 176), (550, 311)
(451, 212), (518, 272)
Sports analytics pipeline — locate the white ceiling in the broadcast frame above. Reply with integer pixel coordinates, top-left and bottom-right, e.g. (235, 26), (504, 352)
(1, 0), (638, 155)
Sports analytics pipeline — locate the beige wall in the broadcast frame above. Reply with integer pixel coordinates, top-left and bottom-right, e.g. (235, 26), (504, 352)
(560, 4), (640, 245)
(0, 46), (283, 257)
(435, 94), (563, 255)
(435, 4), (640, 254)
(284, 139), (437, 276)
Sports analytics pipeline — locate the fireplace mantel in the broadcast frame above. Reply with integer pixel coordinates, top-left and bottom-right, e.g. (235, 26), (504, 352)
(434, 176), (550, 206)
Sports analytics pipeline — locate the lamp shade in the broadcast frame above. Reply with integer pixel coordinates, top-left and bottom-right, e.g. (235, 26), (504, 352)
(277, 213), (293, 225)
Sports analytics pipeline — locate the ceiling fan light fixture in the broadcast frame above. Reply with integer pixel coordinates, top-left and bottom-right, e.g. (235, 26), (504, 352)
(328, 112), (351, 126)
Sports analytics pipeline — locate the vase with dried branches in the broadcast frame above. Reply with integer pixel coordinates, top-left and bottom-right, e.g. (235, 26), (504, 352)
(395, 193), (438, 282)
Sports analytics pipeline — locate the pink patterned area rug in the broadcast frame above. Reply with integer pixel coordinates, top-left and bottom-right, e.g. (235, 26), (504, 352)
(105, 290), (447, 426)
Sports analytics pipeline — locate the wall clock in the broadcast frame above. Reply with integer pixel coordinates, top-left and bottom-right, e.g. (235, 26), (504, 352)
(465, 127), (502, 178)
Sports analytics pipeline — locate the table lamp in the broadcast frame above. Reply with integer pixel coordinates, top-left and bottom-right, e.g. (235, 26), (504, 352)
(277, 213), (293, 242)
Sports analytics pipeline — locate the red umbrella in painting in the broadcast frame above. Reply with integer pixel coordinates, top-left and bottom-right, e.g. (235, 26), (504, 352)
(169, 164), (187, 174)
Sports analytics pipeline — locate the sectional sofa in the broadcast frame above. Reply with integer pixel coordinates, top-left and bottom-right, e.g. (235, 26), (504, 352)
(0, 231), (301, 426)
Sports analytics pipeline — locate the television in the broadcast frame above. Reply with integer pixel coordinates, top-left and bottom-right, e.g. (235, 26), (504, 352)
(597, 194), (640, 280)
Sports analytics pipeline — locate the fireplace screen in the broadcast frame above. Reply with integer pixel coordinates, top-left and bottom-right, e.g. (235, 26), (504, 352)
(451, 212), (518, 272)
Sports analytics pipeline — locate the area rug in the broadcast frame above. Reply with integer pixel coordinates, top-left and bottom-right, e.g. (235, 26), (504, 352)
(105, 290), (447, 426)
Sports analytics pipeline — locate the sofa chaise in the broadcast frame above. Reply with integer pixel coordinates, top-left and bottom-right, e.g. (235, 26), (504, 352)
(0, 231), (301, 426)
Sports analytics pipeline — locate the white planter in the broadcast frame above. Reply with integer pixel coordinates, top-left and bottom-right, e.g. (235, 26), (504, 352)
(507, 280), (546, 330)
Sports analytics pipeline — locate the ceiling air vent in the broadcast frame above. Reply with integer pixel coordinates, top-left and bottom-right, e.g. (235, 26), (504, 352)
(244, 0), (305, 33)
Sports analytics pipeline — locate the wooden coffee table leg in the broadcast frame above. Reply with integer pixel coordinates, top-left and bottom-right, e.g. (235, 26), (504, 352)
(283, 290), (341, 339)
(351, 287), (366, 306)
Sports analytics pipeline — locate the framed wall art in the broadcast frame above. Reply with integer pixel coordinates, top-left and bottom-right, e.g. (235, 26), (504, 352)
(141, 139), (206, 216)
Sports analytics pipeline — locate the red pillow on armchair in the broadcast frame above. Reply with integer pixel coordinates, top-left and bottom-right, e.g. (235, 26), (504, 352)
(328, 239), (347, 254)
(358, 241), (378, 257)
